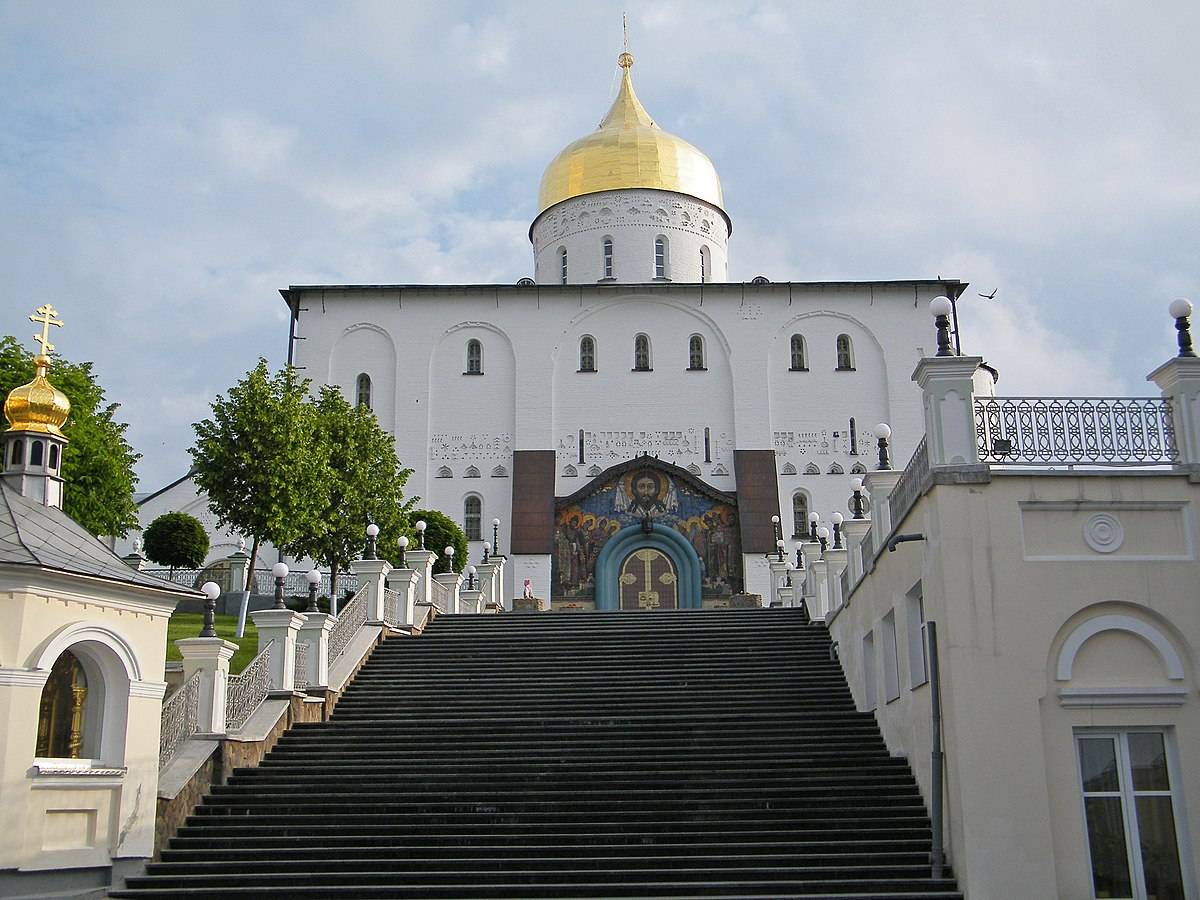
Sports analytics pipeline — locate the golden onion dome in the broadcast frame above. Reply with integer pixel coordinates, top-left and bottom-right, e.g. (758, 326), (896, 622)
(536, 53), (728, 228)
(4, 354), (71, 438)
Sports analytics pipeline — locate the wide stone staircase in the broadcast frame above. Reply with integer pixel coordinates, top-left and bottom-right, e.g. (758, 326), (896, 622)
(114, 608), (961, 898)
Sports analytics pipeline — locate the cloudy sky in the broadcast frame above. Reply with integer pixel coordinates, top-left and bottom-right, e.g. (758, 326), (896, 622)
(2, 1), (1197, 490)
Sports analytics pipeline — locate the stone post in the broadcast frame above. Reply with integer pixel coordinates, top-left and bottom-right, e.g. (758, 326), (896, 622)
(406, 550), (437, 607)
(296, 613), (334, 690)
(767, 557), (789, 607)
(490, 556), (508, 610)
(863, 470), (903, 542)
(476, 560), (500, 610)
(776, 582), (794, 608)
(809, 557), (830, 620)
(1148, 355), (1200, 471)
(249, 609), (307, 694)
(460, 588), (482, 614)
(175, 637), (238, 735)
(434, 571), (465, 614)
(825, 547), (849, 611)
(225, 546), (252, 593)
(351, 558), (392, 625)
(840, 518), (871, 582)
(912, 355), (985, 468)
(385, 568), (419, 627)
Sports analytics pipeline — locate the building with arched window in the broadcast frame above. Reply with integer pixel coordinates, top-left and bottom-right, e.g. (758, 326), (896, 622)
(1, 320), (195, 895)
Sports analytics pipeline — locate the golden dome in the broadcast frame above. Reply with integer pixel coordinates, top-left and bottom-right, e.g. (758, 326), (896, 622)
(536, 54), (727, 226)
(4, 354), (70, 438)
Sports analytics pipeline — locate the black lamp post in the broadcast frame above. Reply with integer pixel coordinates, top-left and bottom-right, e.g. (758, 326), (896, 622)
(831, 512), (844, 550)
(200, 582), (220, 637)
(775, 538), (785, 563)
(1170, 298), (1196, 358)
(850, 477), (867, 519)
(305, 569), (321, 613)
(770, 515), (782, 545)
(794, 541), (804, 569)
(817, 526), (829, 559)
(467, 565), (477, 590)
(931, 296), (955, 357)
(272, 562), (288, 610)
(364, 523), (379, 560)
(492, 518), (502, 556)
(482, 541), (491, 564)
(808, 511), (819, 541)
(415, 520), (427, 549)
(784, 563), (793, 587)
(397, 535), (408, 568)
(874, 423), (892, 470)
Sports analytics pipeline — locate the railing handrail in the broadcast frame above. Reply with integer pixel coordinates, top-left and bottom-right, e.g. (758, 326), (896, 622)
(159, 669), (202, 770)
(226, 639), (274, 731)
(889, 435), (932, 531)
(294, 640), (309, 692)
(974, 396), (1177, 467)
(328, 585), (369, 664)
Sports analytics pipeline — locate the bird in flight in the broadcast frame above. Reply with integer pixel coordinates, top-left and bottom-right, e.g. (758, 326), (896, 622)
(978, 289), (998, 299)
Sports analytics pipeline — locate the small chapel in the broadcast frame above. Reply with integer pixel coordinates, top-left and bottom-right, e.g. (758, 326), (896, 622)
(280, 52), (983, 607)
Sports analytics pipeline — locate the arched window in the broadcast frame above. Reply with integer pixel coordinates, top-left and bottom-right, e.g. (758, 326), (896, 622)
(790, 334), (808, 371)
(654, 236), (668, 279)
(688, 334), (705, 370)
(466, 339), (483, 375)
(836, 334), (855, 370)
(355, 373), (372, 409)
(602, 237), (614, 279)
(700, 246), (710, 283)
(559, 247), (568, 284)
(792, 492), (810, 538)
(10, 439), (23, 466)
(36, 650), (88, 759)
(579, 336), (596, 372)
(463, 495), (482, 541)
(30, 440), (44, 466)
(634, 334), (652, 371)
(49, 444), (59, 470)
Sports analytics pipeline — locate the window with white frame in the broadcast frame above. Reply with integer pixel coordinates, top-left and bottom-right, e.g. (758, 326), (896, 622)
(654, 236), (668, 278)
(559, 247), (568, 284)
(790, 334), (808, 371)
(602, 237), (613, 279)
(356, 373), (372, 409)
(579, 336), (596, 372)
(465, 339), (483, 375)
(861, 630), (877, 710)
(791, 491), (810, 538)
(836, 333), (855, 370)
(700, 246), (710, 283)
(881, 610), (900, 703)
(463, 495), (482, 541)
(906, 584), (927, 688)
(633, 334), (651, 371)
(1076, 730), (1187, 900)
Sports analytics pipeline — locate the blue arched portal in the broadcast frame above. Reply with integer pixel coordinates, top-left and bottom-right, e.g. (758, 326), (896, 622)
(595, 522), (703, 610)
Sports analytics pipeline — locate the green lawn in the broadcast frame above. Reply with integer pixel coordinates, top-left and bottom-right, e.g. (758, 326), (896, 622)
(166, 614), (260, 674)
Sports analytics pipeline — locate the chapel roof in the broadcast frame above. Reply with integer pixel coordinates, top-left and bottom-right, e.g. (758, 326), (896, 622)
(0, 482), (197, 595)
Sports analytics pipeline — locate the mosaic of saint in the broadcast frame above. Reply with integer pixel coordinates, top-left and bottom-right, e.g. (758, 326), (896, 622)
(553, 463), (742, 602)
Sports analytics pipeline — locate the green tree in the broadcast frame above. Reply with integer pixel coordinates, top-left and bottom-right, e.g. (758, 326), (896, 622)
(0, 336), (139, 537)
(403, 509), (468, 574)
(281, 385), (414, 598)
(190, 360), (328, 590)
(142, 511), (209, 576)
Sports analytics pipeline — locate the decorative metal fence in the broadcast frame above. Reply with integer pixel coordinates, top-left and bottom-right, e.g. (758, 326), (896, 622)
(328, 587), (368, 665)
(144, 568), (205, 589)
(294, 640), (309, 692)
(383, 588), (402, 626)
(974, 397), (1177, 467)
(859, 527), (875, 568)
(429, 577), (449, 612)
(250, 570), (360, 598)
(889, 436), (932, 530)
(226, 640), (273, 731)
(159, 670), (201, 770)
(839, 565), (851, 606)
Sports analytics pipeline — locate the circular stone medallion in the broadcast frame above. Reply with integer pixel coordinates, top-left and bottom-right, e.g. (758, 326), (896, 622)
(1083, 513), (1124, 554)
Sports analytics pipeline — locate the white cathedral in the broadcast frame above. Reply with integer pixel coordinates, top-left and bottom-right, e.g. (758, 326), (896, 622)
(282, 52), (982, 608)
